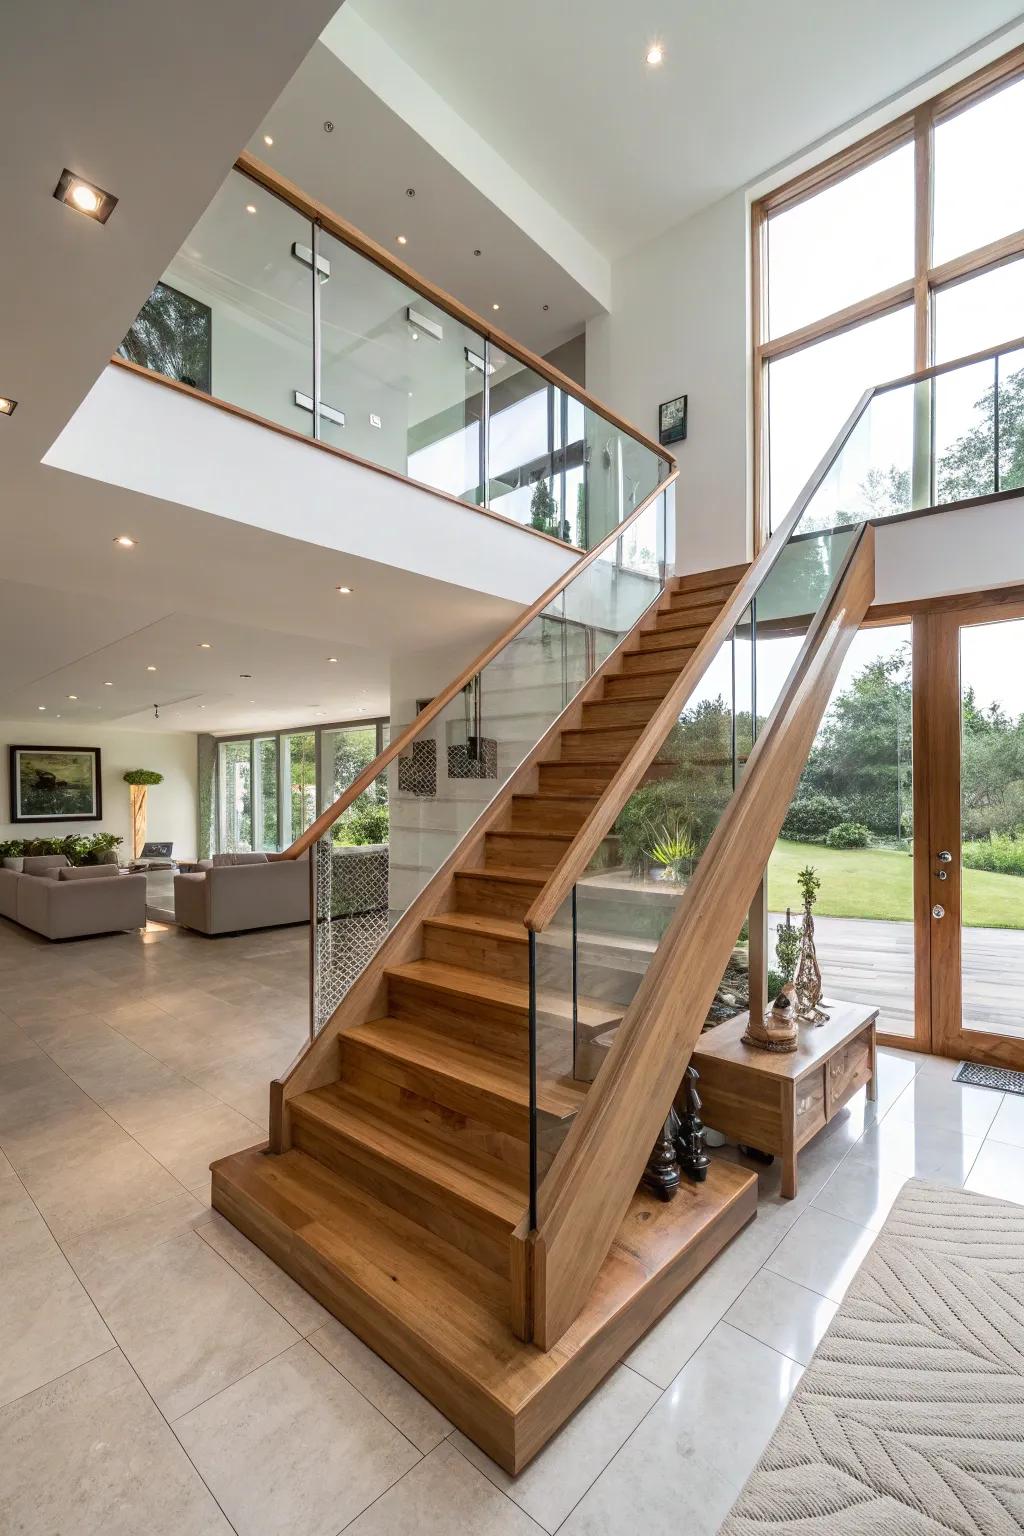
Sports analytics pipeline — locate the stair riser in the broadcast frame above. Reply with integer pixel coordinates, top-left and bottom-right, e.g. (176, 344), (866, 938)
(658, 601), (722, 627)
(560, 727), (641, 761)
(673, 564), (746, 594)
(636, 625), (706, 653)
(337, 1049), (531, 1165)
(603, 670), (679, 700)
(388, 976), (528, 1059)
(485, 832), (568, 871)
(423, 922), (528, 982)
(290, 1110), (513, 1270)
(537, 762), (617, 794)
(620, 644), (693, 672)
(508, 797), (596, 834)
(648, 619), (708, 646)
(582, 698), (661, 728)
(667, 584), (736, 610)
(454, 874), (539, 921)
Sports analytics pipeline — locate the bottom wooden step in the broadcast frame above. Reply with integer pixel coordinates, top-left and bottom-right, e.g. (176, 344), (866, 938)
(211, 1145), (757, 1473)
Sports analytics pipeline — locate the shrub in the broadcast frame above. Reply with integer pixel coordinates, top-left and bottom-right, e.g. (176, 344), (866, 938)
(825, 821), (871, 850)
(0, 833), (123, 866)
(766, 968), (784, 1002)
(774, 913), (800, 983)
(123, 769), (164, 786)
(333, 801), (389, 847)
(962, 833), (1024, 878)
(782, 793), (847, 842)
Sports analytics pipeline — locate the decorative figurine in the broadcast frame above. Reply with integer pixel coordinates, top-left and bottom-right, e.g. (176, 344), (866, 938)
(642, 1109), (681, 1201)
(742, 982), (798, 1052)
(676, 1066), (710, 1182)
(794, 865), (829, 1024)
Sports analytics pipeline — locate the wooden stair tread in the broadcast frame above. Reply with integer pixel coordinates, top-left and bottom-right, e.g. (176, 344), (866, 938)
(487, 829), (575, 843)
(386, 958), (622, 1032)
(295, 1083), (527, 1228)
(456, 865), (548, 886)
(610, 664), (689, 682)
(345, 1014), (586, 1119)
(423, 912), (528, 945)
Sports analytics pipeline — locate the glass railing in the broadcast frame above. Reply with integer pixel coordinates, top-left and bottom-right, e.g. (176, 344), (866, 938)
(795, 336), (1024, 535)
(309, 485), (672, 1031)
(118, 165), (670, 548)
(525, 450), (868, 1225)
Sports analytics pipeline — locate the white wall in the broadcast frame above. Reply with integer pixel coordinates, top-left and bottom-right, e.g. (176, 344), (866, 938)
(46, 365), (576, 610)
(587, 190), (751, 575)
(0, 722), (198, 859)
(875, 499), (1024, 605)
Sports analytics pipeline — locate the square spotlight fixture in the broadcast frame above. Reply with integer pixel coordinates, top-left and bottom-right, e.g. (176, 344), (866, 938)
(53, 168), (118, 223)
(0, 396), (17, 416)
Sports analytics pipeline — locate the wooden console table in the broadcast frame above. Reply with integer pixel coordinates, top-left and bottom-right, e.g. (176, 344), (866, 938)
(690, 1000), (878, 1198)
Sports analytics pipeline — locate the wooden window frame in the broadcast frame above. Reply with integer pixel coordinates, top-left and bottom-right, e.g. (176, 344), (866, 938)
(753, 44), (1024, 551)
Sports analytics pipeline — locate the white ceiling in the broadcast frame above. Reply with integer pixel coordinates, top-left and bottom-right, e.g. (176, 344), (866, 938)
(0, 0), (518, 739)
(248, 42), (602, 355)
(350, 0), (1024, 259)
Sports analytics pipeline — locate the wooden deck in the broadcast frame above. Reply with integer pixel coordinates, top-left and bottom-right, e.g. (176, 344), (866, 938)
(776, 912), (1024, 1042)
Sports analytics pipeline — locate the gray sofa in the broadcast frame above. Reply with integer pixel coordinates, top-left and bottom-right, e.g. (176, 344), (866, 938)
(0, 856), (147, 940)
(173, 851), (309, 935)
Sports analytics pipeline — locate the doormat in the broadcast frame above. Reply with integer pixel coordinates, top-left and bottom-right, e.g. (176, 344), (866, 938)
(953, 1061), (1024, 1096)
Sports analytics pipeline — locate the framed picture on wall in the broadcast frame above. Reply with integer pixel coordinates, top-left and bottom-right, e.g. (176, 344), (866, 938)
(659, 394), (688, 446)
(9, 746), (103, 823)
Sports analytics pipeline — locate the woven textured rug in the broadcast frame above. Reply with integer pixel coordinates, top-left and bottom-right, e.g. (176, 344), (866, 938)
(720, 1179), (1024, 1535)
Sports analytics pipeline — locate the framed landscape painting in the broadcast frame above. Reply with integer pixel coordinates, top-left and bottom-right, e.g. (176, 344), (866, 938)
(9, 746), (103, 823)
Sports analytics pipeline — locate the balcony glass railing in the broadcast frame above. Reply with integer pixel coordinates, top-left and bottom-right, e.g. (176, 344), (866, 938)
(795, 335), (1024, 534)
(118, 165), (670, 549)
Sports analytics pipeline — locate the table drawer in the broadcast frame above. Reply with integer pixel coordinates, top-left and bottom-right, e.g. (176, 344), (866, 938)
(827, 1033), (872, 1115)
(794, 1070), (826, 1147)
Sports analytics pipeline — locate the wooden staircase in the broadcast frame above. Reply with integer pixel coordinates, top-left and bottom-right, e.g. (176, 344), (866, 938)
(212, 563), (759, 1471)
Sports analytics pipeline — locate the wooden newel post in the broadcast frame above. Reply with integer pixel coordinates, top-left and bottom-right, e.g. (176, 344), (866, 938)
(130, 784), (148, 861)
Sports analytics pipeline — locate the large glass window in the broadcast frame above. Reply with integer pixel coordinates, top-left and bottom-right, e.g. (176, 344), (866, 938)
(934, 78), (1024, 265)
(219, 740), (252, 853)
(768, 145), (914, 338)
(757, 52), (1024, 539)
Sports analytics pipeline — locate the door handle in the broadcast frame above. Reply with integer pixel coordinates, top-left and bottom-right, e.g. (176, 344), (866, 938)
(932, 904), (945, 919)
(937, 850), (953, 863)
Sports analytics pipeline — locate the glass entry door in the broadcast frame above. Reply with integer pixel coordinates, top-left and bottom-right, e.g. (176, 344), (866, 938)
(926, 603), (1024, 1068)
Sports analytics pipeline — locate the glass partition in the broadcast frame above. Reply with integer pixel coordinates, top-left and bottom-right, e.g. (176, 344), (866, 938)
(120, 167), (670, 551)
(310, 489), (670, 1031)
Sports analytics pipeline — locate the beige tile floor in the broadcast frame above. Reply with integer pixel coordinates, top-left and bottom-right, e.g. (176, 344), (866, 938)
(1, 910), (1020, 1535)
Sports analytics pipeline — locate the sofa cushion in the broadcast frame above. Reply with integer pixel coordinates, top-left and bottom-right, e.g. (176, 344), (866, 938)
(211, 852), (269, 866)
(22, 855), (72, 876)
(2, 857), (24, 872)
(58, 864), (120, 881)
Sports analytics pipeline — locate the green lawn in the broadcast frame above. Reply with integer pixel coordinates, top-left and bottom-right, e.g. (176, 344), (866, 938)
(768, 839), (1024, 930)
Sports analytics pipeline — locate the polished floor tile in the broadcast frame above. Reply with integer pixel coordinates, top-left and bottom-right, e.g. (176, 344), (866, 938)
(343, 1440), (545, 1535)
(175, 1340), (420, 1536)
(764, 1206), (877, 1302)
(885, 1071), (1004, 1137)
(561, 1325), (801, 1536)
(0, 1350), (231, 1535)
(75, 1229), (299, 1420)
(965, 1137), (1024, 1204)
(452, 1365), (659, 1533)
(723, 1268), (838, 1365)
(198, 1213), (331, 1336)
(986, 1091), (1024, 1150)
(310, 1318), (452, 1453)
(1, 1240), (115, 1408)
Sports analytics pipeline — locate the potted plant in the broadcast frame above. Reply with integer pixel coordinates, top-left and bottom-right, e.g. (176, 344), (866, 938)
(648, 823), (696, 884)
(123, 770), (164, 859)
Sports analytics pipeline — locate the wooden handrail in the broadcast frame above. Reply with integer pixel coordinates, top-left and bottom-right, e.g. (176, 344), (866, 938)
(523, 389), (874, 932)
(525, 522), (875, 1348)
(236, 153), (674, 472)
(274, 472), (677, 860)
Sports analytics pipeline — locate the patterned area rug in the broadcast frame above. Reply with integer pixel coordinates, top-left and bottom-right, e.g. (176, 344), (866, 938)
(720, 1179), (1024, 1534)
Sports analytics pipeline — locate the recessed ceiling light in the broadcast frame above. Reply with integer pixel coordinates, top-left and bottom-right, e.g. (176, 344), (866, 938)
(67, 694), (78, 700)
(37, 705), (45, 711)
(336, 585), (353, 594)
(0, 397), (17, 416)
(645, 42), (665, 65)
(249, 699), (256, 704)
(114, 535), (137, 548)
(54, 169), (118, 223)
(198, 642), (212, 649)
(245, 203), (257, 215)
(492, 303), (500, 311)
(396, 234), (408, 246)
(146, 665), (157, 672)
(199, 704), (206, 709)
(327, 656), (339, 663)
(358, 706), (367, 713)
(263, 134), (274, 146)
(103, 681), (113, 687)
